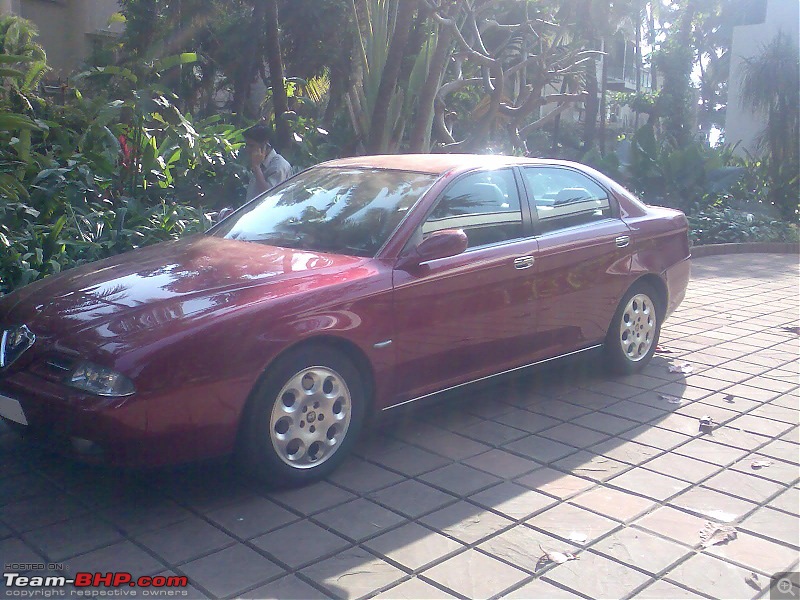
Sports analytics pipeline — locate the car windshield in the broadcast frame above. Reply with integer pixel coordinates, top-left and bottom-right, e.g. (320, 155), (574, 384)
(210, 167), (437, 257)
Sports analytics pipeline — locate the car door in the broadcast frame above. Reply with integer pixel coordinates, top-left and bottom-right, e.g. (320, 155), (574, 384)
(390, 168), (541, 405)
(521, 166), (633, 359)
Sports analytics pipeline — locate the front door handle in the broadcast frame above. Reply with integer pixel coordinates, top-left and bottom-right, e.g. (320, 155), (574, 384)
(513, 256), (535, 270)
(615, 235), (630, 248)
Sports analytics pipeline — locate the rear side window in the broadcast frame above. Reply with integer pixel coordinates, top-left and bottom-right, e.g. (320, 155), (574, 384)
(523, 167), (612, 234)
(423, 169), (523, 248)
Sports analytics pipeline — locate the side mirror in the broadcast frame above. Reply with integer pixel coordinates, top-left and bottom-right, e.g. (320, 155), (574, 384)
(397, 229), (468, 270)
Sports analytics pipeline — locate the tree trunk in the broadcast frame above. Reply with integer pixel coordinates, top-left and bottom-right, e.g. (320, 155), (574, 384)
(583, 50), (599, 150)
(599, 37), (609, 154)
(409, 24), (452, 153)
(265, 0), (291, 149)
(232, 0), (266, 120)
(366, 0), (418, 154)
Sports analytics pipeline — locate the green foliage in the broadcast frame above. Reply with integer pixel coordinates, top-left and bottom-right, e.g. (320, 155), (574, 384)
(688, 200), (799, 246)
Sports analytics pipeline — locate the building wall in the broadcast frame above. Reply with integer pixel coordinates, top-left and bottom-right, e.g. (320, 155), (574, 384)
(725, 0), (800, 155)
(1, 0), (122, 77)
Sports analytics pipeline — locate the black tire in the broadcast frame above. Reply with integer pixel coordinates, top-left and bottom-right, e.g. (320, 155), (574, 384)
(604, 281), (663, 375)
(238, 344), (367, 487)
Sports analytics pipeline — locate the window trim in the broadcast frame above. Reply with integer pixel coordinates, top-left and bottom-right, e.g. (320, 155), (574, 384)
(516, 165), (622, 236)
(404, 166), (534, 254)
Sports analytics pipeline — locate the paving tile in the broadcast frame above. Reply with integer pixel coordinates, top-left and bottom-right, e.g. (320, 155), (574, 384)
(364, 522), (463, 571)
(514, 467), (594, 499)
(750, 402), (800, 424)
(702, 468), (786, 504)
(664, 552), (768, 598)
(462, 449), (540, 478)
(314, 498), (406, 542)
(22, 514), (123, 562)
(181, 543), (283, 598)
(545, 550), (651, 599)
(569, 486), (655, 522)
(419, 501), (513, 544)
(493, 408), (562, 433)
(503, 578), (578, 599)
(571, 411), (639, 435)
(268, 481), (356, 515)
(757, 438), (800, 465)
(704, 530), (799, 575)
(469, 482), (557, 520)
(600, 399), (667, 424)
(251, 520), (350, 569)
(421, 548), (527, 598)
(369, 480), (456, 519)
(241, 574), (329, 599)
(326, 457), (405, 493)
(652, 413), (706, 437)
(478, 525), (576, 573)
(608, 467), (691, 501)
(528, 503), (618, 546)
(635, 579), (705, 599)
(301, 548), (406, 599)
(673, 437), (750, 466)
(633, 506), (713, 547)
(66, 540), (165, 577)
(619, 425), (692, 451)
(770, 486), (799, 516)
(373, 443), (451, 476)
(503, 434), (578, 464)
(642, 451), (722, 483)
(0, 537), (46, 564)
(731, 454), (799, 485)
(552, 451), (629, 482)
(399, 427), (491, 460)
(1, 495), (90, 533)
(592, 527), (691, 574)
(134, 515), (235, 564)
(418, 463), (501, 497)
(376, 577), (455, 598)
(587, 438), (661, 465)
(728, 414), (796, 438)
(205, 495), (298, 539)
(740, 506), (800, 549)
(459, 419), (529, 445)
(538, 423), (611, 448)
(0, 473), (58, 506)
(99, 498), (193, 535)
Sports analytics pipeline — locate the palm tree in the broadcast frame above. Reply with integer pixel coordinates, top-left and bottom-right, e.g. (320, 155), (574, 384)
(739, 31), (800, 219)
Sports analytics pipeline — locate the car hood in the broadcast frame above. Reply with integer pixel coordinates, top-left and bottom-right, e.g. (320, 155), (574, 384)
(1, 235), (369, 347)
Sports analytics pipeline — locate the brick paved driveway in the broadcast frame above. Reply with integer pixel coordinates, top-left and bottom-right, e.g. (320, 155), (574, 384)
(1, 253), (798, 599)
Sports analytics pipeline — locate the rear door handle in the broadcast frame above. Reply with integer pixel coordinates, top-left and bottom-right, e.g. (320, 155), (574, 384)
(513, 256), (535, 270)
(615, 235), (630, 248)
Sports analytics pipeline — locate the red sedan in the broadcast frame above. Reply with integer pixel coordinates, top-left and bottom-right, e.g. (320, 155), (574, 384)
(0, 155), (690, 485)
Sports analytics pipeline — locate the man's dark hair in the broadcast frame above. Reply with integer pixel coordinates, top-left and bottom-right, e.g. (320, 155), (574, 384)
(244, 124), (273, 146)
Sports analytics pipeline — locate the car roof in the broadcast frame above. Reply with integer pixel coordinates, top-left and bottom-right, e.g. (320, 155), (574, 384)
(318, 154), (586, 176)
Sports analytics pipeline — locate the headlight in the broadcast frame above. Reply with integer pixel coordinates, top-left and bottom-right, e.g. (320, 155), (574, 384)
(67, 361), (136, 397)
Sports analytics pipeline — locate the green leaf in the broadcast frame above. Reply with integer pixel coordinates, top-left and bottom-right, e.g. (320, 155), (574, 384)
(0, 114), (40, 132)
(153, 53), (198, 73)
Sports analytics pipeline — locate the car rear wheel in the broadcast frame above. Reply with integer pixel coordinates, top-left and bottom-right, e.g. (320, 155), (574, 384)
(238, 345), (366, 487)
(605, 282), (662, 374)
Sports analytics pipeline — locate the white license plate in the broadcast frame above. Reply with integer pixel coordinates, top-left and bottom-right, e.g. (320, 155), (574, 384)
(0, 393), (28, 426)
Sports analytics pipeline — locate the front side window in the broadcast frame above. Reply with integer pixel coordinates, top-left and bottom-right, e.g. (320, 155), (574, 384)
(523, 167), (612, 234)
(211, 168), (437, 257)
(422, 169), (524, 248)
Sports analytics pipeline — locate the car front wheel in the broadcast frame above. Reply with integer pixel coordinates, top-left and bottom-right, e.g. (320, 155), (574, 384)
(239, 345), (366, 487)
(605, 282), (662, 374)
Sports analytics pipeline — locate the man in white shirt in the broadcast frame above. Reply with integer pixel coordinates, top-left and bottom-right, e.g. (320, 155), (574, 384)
(244, 125), (293, 202)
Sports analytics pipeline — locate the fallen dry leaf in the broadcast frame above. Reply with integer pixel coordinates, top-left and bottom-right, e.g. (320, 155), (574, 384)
(723, 394), (735, 403)
(698, 416), (716, 433)
(538, 544), (578, 566)
(751, 459), (773, 470)
(568, 533), (588, 543)
(658, 393), (684, 405)
(700, 521), (737, 548)
(668, 363), (693, 374)
(780, 326), (800, 335)
(745, 572), (760, 591)
(655, 346), (675, 354)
